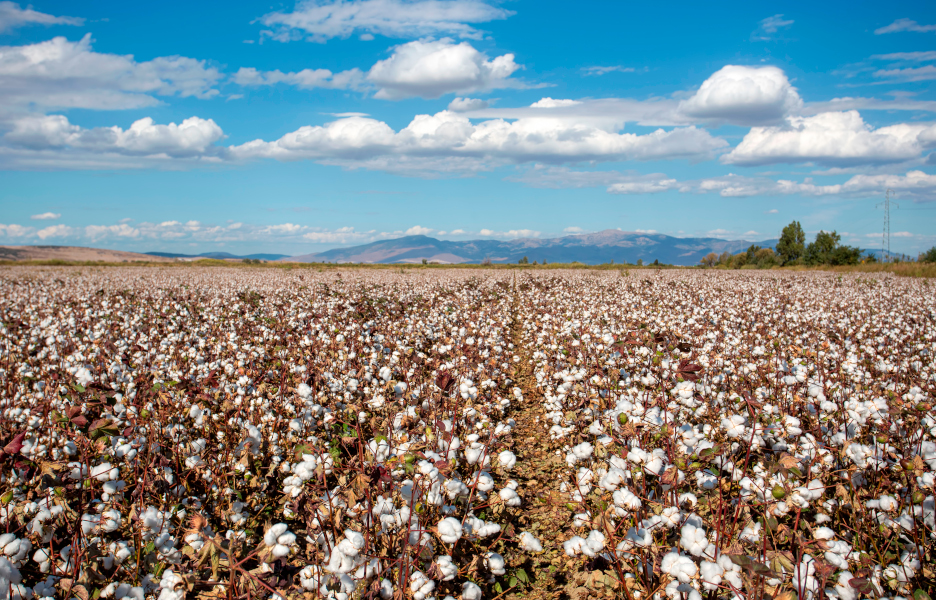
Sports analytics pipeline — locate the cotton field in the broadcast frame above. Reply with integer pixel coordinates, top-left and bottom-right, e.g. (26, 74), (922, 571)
(0, 267), (934, 600)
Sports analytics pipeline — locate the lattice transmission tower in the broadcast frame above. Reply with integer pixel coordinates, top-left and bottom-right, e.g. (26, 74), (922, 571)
(876, 189), (898, 262)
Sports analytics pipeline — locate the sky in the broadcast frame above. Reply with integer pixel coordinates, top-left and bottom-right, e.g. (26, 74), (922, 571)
(1, 0), (935, 257)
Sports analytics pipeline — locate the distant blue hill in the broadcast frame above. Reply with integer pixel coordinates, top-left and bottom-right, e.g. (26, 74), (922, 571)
(284, 230), (779, 266)
(146, 251), (289, 261)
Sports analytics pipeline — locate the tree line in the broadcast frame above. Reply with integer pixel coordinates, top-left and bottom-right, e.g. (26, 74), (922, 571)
(701, 221), (936, 268)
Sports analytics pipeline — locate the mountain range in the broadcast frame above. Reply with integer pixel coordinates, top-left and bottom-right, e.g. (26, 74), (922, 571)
(285, 230), (778, 266)
(146, 251), (289, 261)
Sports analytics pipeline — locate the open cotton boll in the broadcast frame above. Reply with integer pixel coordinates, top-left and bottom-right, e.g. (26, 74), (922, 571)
(563, 535), (586, 557)
(91, 462), (119, 481)
(409, 570), (435, 600)
(157, 569), (185, 600)
(499, 482), (522, 506)
(464, 516), (500, 538)
(612, 488), (642, 511)
(434, 555), (457, 581)
(0, 535), (30, 566)
(498, 451), (517, 469)
(680, 523), (708, 556)
(583, 530), (606, 556)
(462, 581), (482, 600)
(263, 523), (289, 547)
(336, 530), (365, 557)
(518, 531), (543, 553)
(661, 551), (698, 583)
(485, 551), (506, 575)
(699, 560), (724, 591)
(437, 517), (463, 544)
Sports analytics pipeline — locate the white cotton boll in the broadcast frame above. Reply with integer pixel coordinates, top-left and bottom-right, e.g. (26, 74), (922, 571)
(573, 513), (590, 528)
(739, 522), (761, 544)
(485, 552), (506, 575)
(814, 526), (835, 540)
(499, 486), (521, 507)
(699, 560), (724, 591)
(157, 570), (184, 600)
(661, 552), (698, 583)
(410, 570), (435, 600)
(722, 415), (746, 438)
(680, 524), (708, 556)
(437, 517), (463, 544)
(435, 555), (457, 581)
(335, 530), (365, 559)
(598, 467), (627, 492)
(569, 441), (593, 463)
(464, 443), (487, 465)
(473, 471), (495, 492)
(825, 551), (848, 569)
(462, 581), (482, 600)
(613, 489), (642, 510)
(91, 462), (118, 481)
(263, 523), (289, 547)
(876, 494), (897, 511)
(0, 558), (22, 599)
(297, 383), (312, 399)
(518, 531), (543, 553)
(583, 530), (606, 556)
(660, 506), (681, 529)
(498, 451), (517, 469)
(100, 509), (121, 533)
(81, 513), (101, 535)
(563, 536), (586, 557)
(834, 571), (858, 600)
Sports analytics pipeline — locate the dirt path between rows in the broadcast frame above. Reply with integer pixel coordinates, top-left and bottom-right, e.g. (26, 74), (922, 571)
(497, 287), (611, 600)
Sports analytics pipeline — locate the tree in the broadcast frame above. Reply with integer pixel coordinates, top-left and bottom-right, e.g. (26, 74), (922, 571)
(754, 247), (778, 268)
(804, 230), (862, 266)
(700, 252), (718, 268)
(636, 258), (643, 266)
(920, 247), (936, 263)
(777, 221), (805, 264)
(730, 252), (747, 269)
(519, 256), (529, 264)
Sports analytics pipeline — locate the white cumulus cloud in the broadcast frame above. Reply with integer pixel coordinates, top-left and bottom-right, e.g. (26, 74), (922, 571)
(228, 110), (727, 167)
(0, 34), (222, 112)
(36, 224), (75, 239)
(258, 0), (513, 42)
(368, 39), (521, 99)
(722, 110), (936, 166)
(5, 114), (225, 158)
(678, 65), (803, 126)
(405, 225), (434, 235)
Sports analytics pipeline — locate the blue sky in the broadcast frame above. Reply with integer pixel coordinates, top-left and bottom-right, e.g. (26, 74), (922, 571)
(1, 0), (935, 256)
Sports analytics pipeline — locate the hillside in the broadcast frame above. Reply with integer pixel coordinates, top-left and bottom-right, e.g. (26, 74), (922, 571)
(0, 245), (176, 263)
(286, 230), (778, 266)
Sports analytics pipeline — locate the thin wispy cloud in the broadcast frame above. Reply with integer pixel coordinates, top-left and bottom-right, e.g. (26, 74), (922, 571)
(0, 1), (83, 33)
(751, 14), (794, 40)
(875, 18), (936, 34)
(581, 65), (636, 76)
